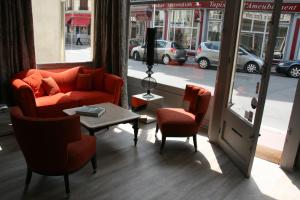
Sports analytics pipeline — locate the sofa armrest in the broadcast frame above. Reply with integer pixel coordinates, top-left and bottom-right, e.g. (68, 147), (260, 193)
(103, 74), (124, 105)
(11, 79), (37, 117)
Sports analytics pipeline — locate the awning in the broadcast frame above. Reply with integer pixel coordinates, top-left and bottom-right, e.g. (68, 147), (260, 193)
(70, 17), (90, 27)
(65, 13), (91, 27)
(65, 15), (72, 24)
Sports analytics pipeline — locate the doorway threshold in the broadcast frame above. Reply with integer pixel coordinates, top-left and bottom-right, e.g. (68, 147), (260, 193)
(256, 144), (282, 164)
(256, 127), (286, 164)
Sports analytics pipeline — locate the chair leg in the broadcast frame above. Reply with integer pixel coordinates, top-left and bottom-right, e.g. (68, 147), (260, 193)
(193, 135), (198, 152)
(91, 155), (97, 173)
(155, 123), (159, 135)
(160, 136), (166, 153)
(64, 175), (70, 194)
(25, 168), (32, 189)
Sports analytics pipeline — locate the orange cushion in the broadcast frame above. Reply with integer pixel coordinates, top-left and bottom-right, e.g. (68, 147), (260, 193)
(76, 74), (92, 91)
(156, 108), (198, 137)
(81, 68), (105, 90)
(42, 77), (61, 96)
(22, 72), (45, 97)
(66, 91), (114, 105)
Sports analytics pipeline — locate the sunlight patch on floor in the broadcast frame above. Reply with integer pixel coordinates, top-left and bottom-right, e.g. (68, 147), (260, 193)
(117, 124), (134, 134)
(251, 158), (300, 199)
(117, 123), (224, 174)
(113, 127), (123, 134)
(195, 134), (224, 174)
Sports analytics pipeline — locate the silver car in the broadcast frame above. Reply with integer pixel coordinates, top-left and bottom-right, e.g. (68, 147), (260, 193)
(195, 41), (264, 73)
(130, 40), (188, 65)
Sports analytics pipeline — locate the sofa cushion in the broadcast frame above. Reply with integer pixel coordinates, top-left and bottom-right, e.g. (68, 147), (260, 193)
(39, 67), (80, 93)
(81, 68), (105, 91)
(76, 74), (92, 91)
(42, 77), (61, 96)
(22, 72), (45, 97)
(66, 91), (114, 105)
(35, 93), (79, 117)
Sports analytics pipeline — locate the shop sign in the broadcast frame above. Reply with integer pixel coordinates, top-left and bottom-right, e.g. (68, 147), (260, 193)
(155, 1), (300, 13)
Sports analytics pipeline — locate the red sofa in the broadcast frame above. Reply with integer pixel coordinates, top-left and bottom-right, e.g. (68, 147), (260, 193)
(11, 66), (123, 117)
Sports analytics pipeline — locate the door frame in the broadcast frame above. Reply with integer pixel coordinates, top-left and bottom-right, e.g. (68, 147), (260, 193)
(281, 79), (300, 171)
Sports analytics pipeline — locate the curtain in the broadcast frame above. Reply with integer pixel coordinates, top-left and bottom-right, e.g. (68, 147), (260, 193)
(0, 0), (36, 105)
(94, 0), (129, 108)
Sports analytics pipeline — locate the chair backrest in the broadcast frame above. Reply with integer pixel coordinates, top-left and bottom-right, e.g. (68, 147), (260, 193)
(183, 84), (211, 125)
(10, 107), (81, 174)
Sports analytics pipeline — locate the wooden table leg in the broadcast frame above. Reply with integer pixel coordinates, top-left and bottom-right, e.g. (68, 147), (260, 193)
(133, 118), (139, 146)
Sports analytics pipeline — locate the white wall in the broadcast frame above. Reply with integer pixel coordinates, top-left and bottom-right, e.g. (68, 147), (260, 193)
(32, 0), (63, 64)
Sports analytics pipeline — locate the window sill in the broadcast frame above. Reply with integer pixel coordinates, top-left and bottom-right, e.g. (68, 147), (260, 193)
(37, 61), (94, 70)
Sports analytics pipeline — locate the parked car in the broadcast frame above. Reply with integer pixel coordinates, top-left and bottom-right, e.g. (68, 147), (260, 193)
(130, 40), (188, 65)
(129, 39), (142, 56)
(276, 60), (300, 78)
(195, 41), (264, 73)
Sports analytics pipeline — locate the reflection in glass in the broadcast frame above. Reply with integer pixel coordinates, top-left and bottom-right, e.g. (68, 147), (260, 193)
(241, 18), (251, 31)
(156, 27), (163, 40)
(154, 10), (164, 27)
(208, 21), (222, 41)
(253, 20), (265, 32)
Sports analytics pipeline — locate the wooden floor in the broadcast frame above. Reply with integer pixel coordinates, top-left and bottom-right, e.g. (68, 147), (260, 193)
(0, 117), (300, 199)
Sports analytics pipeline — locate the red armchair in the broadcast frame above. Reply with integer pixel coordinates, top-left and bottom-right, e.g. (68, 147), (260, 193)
(156, 85), (211, 152)
(10, 107), (97, 193)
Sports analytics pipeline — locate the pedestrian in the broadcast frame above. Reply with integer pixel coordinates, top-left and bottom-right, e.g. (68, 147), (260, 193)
(76, 32), (82, 45)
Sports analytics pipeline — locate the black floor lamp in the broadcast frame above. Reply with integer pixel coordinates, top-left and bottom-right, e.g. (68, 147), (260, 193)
(142, 28), (157, 99)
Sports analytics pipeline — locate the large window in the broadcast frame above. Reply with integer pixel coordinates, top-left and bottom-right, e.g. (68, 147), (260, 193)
(32, 0), (93, 64)
(168, 9), (200, 50)
(79, 0), (88, 10)
(66, 0), (73, 10)
(128, 2), (218, 92)
(128, 1), (298, 96)
(154, 10), (165, 39)
(207, 11), (223, 41)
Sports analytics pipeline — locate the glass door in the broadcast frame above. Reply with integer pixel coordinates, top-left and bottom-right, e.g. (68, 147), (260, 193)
(217, 0), (283, 177)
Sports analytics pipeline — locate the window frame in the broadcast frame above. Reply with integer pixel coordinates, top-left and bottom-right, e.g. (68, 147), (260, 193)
(79, 0), (88, 10)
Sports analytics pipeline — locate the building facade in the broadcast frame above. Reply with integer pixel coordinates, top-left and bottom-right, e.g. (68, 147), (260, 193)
(130, 1), (300, 61)
(65, 0), (92, 45)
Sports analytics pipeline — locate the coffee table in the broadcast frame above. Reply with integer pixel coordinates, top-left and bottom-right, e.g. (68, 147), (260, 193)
(63, 103), (140, 146)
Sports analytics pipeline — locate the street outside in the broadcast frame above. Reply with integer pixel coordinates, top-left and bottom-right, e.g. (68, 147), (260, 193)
(128, 58), (298, 150)
(65, 45), (92, 62)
